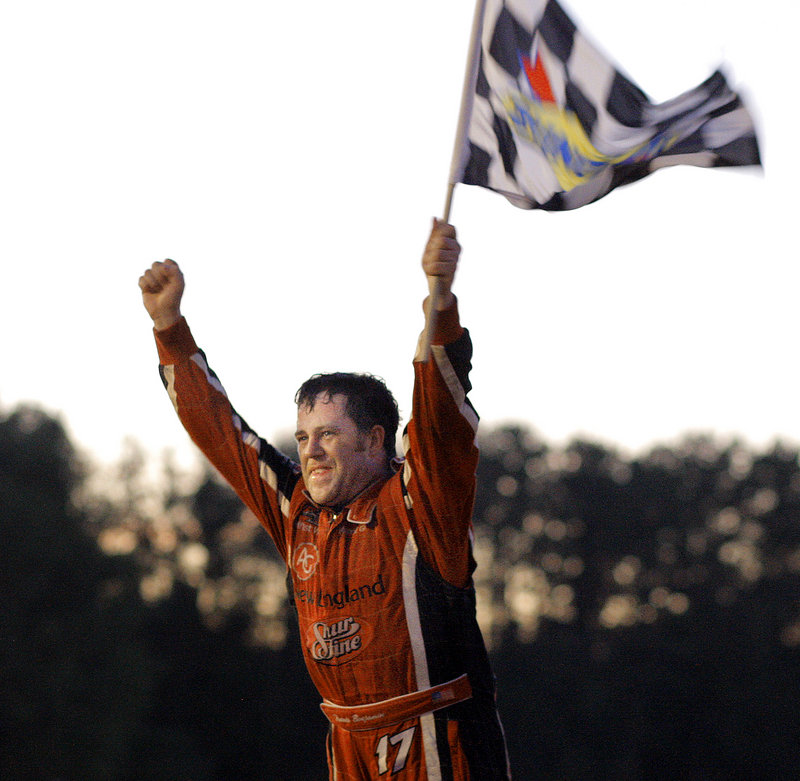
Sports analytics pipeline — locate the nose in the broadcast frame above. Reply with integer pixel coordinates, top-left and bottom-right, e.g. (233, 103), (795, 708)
(305, 433), (324, 458)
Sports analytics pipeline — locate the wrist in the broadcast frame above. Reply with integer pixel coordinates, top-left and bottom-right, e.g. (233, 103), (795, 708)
(152, 311), (181, 331)
(426, 276), (454, 311)
(432, 290), (455, 311)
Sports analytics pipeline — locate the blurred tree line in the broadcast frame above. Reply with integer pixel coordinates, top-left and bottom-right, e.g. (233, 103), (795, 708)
(2, 404), (799, 780)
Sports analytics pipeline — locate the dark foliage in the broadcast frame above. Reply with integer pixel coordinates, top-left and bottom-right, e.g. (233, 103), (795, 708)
(2, 406), (799, 779)
(478, 427), (800, 779)
(0, 407), (151, 780)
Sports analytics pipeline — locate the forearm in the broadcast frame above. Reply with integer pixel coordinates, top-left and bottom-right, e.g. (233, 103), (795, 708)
(420, 294), (462, 347)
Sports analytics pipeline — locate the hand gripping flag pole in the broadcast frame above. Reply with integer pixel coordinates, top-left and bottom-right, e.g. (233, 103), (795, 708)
(421, 0), (488, 362)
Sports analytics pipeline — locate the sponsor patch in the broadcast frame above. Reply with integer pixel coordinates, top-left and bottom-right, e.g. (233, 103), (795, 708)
(307, 616), (373, 665)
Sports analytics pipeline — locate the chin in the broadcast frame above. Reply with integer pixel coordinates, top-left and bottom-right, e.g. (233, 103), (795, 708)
(310, 489), (335, 506)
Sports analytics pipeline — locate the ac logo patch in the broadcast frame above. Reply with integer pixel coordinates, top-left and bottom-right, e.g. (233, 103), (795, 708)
(293, 542), (319, 581)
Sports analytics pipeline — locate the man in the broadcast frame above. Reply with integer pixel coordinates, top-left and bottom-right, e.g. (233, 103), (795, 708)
(139, 220), (511, 779)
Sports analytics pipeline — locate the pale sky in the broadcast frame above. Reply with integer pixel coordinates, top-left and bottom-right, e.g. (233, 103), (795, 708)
(1, 0), (795, 471)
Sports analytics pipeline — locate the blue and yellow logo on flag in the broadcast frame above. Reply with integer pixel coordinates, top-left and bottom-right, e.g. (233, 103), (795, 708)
(502, 50), (679, 191)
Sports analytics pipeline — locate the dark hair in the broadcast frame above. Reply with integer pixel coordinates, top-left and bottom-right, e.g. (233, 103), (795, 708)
(295, 372), (400, 462)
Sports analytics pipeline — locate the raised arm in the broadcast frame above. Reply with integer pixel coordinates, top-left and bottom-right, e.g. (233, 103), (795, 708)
(405, 219), (479, 588)
(138, 258), (299, 560)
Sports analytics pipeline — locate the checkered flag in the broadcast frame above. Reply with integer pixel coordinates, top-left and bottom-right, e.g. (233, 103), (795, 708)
(452, 0), (761, 211)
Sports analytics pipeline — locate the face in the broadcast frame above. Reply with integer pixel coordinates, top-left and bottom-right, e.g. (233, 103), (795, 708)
(295, 393), (384, 508)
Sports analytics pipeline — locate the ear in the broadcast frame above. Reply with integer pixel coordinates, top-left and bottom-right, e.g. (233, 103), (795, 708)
(367, 425), (386, 457)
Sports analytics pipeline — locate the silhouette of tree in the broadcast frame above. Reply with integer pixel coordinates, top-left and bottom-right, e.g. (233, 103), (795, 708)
(0, 406), (150, 780)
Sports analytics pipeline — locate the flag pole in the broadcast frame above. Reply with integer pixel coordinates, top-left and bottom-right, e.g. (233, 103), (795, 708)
(421, 0), (488, 361)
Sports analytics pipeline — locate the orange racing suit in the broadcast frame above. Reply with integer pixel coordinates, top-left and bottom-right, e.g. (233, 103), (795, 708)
(153, 300), (510, 780)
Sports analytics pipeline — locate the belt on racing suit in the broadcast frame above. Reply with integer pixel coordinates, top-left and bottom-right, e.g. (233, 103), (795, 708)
(320, 674), (473, 732)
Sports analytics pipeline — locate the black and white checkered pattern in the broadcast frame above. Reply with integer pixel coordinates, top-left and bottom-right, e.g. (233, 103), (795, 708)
(456, 0), (761, 211)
